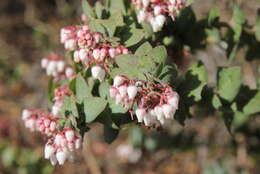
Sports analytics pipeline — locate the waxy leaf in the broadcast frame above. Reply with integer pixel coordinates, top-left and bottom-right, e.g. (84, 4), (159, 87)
(76, 74), (93, 103)
(217, 67), (241, 102)
(84, 97), (107, 123)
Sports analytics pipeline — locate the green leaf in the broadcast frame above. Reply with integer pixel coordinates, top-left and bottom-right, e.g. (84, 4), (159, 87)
(135, 42), (153, 57)
(124, 28), (146, 47)
(82, 0), (95, 19)
(212, 94), (222, 109)
(108, 98), (128, 114)
(157, 63), (178, 84)
(243, 91), (260, 115)
(60, 96), (79, 118)
(255, 16), (260, 42)
(84, 97), (107, 123)
(89, 20), (106, 34)
(217, 67), (241, 102)
(208, 7), (219, 25)
(76, 74), (92, 103)
(116, 54), (139, 70)
(232, 111), (249, 129)
(146, 46), (167, 63)
(232, 5), (245, 25)
(102, 11), (124, 36)
(94, 2), (104, 19)
(186, 62), (208, 101)
(109, 0), (126, 14)
(99, 81), (110, 99)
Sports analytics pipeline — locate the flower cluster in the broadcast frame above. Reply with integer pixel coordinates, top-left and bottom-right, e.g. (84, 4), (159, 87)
(60, 25), (129, 81)
(22, 108), (82, 165)
(52, 85), (72, 116)
(132, 0), (186, 32)
(110, 75), (179, 126)
(41, 52), (75, 82)
(44, 129), (82, 165)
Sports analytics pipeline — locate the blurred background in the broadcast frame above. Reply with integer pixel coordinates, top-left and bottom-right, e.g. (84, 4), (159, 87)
(0, 0), (260, 174)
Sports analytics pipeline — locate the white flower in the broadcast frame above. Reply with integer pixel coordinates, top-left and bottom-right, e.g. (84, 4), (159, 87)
(168, 92), (179, 109)
(154, 6), (162, 15)
(162, 104), (176, 119)
(65, 39), (77, 51)
(142, 0), (150, 8)
(91, 66), (105, 81)
(109, 87), (118, 98)
(127, 86), (138, 99)
(109, 48), (116, 58)
(150, 17), (161, 32)
(115, 94), (123, 104)
(65, 129), (75, 142)
(155, 15), (166, 27)
(45, 145), (55, 159)
(22, 109), (31, 120)
(137, 10), (147, 23)
(56, 151), (67, 165)
(113, 75), (125, 86)
(75, 138), (82, 149)
(93, 49), (100, 60)
(79, 49), (88, 61)
(57, 61), (65, 72)
(41, 58), (48, 68)
(46, 61), (56, 76)
(135, 108), (146, 123)
(65, 67), (74, 78)
(50, 154), (57, 166)
(52, 105), (60, 116)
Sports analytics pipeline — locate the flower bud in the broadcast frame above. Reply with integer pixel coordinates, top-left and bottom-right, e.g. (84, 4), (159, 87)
(65, 39), (77, 51)
(142, 0), (150, 8)
(65, 67), (74, 78)
(137, 10), (147, 23)
(91, 66), (105, 81)
(73, 50), (80, 62)
(115, 94), (123, 104)
(113, 75), (125, 86)
(65, 129), (75, 142)
(79, 49), (88, 61)
(118, 85), (128, 98)
(45, 144), (55, 159)
(57, 61), (65, 72)
(41, 58), (48, 68)
(56, 151), (67, 165)
(154, 6), (162, 15)
(22, 109), (31, 120)
(50, 154), (57, 166)
(109, 87), (118, 98)
(93, 49), (100, 60)
(135, 108), (146, 123)
(127, 86), (138, 99)
(155, 15), (166, 27)
(109, 48), (116, 58)
(75, 138), (82, 149)
(162, 104), (175, 119)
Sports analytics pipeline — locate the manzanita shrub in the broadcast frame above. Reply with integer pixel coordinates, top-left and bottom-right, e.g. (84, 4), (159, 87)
(22, 0), (260, 166)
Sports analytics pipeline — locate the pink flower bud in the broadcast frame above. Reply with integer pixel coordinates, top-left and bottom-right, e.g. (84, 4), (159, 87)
(127, 86), (138, 99)
(65, 67), (74, 78)
(115, 94), (123, 104)
(94, 33), (101, 43)
(50, 121), (56, 131)
(118, 85), (127, 98)
(142, 0), (150, 8)
(109, 48), (116, 58)
(100, 48), (107, 60)
(168, 93), (179, 109)
(110, 87), (118, 98)
(44, 119), (51, 127)
(65, 39), (77, 51)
